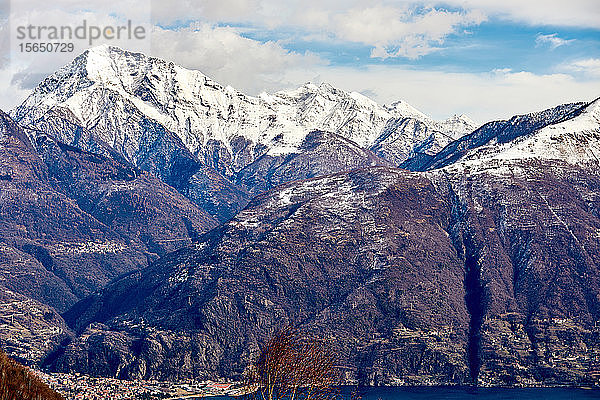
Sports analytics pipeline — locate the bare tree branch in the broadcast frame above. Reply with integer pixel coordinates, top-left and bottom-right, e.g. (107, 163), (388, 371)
(245, 326), (340, 400)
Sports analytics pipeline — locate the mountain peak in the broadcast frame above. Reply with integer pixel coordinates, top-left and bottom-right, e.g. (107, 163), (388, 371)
(288, 81), (340, 96)
(444, 113), (477, 128)
(384, 100), (429, 120)
(12, 47), (477, 174)
(81, 45), (175, 87)
(83, 44), (151, 62)
(317, 82), (336, 92)
(84, 43), (120, 55)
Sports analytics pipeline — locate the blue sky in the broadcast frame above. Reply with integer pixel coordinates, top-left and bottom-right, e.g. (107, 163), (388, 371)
(1, 0), (600, 121)
(239, 19), (600, 75)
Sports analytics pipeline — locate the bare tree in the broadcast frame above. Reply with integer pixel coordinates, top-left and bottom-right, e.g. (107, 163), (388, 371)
(245, 326), (340, 400)
(0, 347), (64, 400)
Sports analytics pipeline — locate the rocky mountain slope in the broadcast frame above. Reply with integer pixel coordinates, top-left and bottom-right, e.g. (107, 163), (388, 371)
(52, 98), (600, 386)
(11, 46), (474, 221)
(0, 288), (72, 366)
(234, 130), (392, 196)
(34, 132), (218, 256)
(4, 45), (599, 386)
(0, 109), (218, 362)
(1, 110), (143, 308)
(0, 109), (217, 304)
(57, 167), (471, 384)
(447, 97), (600, 167)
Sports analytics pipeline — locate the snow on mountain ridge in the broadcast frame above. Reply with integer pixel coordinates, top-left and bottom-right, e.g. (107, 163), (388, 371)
(12, 45), (476, 173)
(440, 98), (600, 173)
(384, 100), (429, 121)
(488, 97), (600, 164)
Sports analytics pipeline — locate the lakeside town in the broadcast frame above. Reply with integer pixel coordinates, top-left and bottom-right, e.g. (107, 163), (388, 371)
(33, 370), (246, 400)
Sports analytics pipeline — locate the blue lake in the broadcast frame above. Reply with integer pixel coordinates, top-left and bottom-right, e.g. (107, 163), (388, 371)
(352, 387), (600, 400)
(199, 387), (600, 400)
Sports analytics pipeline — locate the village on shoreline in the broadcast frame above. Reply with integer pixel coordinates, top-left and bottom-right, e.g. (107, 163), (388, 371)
(34, 370), (247, 400)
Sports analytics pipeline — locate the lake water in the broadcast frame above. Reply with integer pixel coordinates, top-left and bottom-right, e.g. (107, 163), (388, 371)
(197, 387), (600, 400)
(351, 386), (600, 400)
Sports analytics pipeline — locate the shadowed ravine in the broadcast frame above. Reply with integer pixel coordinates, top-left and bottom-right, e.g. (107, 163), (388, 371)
(462, 233), (487, 384)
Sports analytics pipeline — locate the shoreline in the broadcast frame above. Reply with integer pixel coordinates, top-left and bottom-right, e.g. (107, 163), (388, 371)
(31, 368), (600, 400)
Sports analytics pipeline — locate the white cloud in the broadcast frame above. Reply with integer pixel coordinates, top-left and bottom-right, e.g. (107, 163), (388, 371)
(332, 6), (486, 59)
(535, 33), (575, 49)
(4, 0), (597, 71)
(150, 24), (325, 95)
(443, 0), (600, 28)
(9, 0), (151, 23)
(281, 65), (600, 123)
(148, 1), (599, 60)
(7, 0), (597, 37)
(563, 58), (600, 78)
(151, 0), (263, 25)
(0, 64), (32, 112)
(0, 13), (31, 111)
(5, 2), (152, 77)
(0, 14), (9, 69)
(151, 2), (487, 60)
(148, 0), (600, 30)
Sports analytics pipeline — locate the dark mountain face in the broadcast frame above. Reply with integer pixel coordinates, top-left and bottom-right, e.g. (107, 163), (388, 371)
(0, 110), (147, 307)
(370, 117), (461, 166)
(54, 147), (600, 385)
(0, 109), (220, 363)
(235, 130), (392, 196)
(32, 133), (218, 256)
(182, 166), (250, 222)
(0, 110), (218, 306)
(21, 103), (251, 224)
(436, 159), (600, 384)
(57, 167), (471, 383)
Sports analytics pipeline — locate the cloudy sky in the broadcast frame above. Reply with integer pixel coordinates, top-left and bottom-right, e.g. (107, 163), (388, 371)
(1, 0), (599, 122)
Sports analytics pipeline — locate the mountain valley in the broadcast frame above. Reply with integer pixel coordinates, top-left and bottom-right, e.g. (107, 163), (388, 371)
(0, 46), (599, 386)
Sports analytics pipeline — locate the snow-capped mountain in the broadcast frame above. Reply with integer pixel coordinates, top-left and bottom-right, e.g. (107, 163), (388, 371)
(402, 101), (593, 171)
(5, 45), (600, 387)
(371, 112), (475, 166)
(458, 98), (600, 167)
(12, 45), (475, 177)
